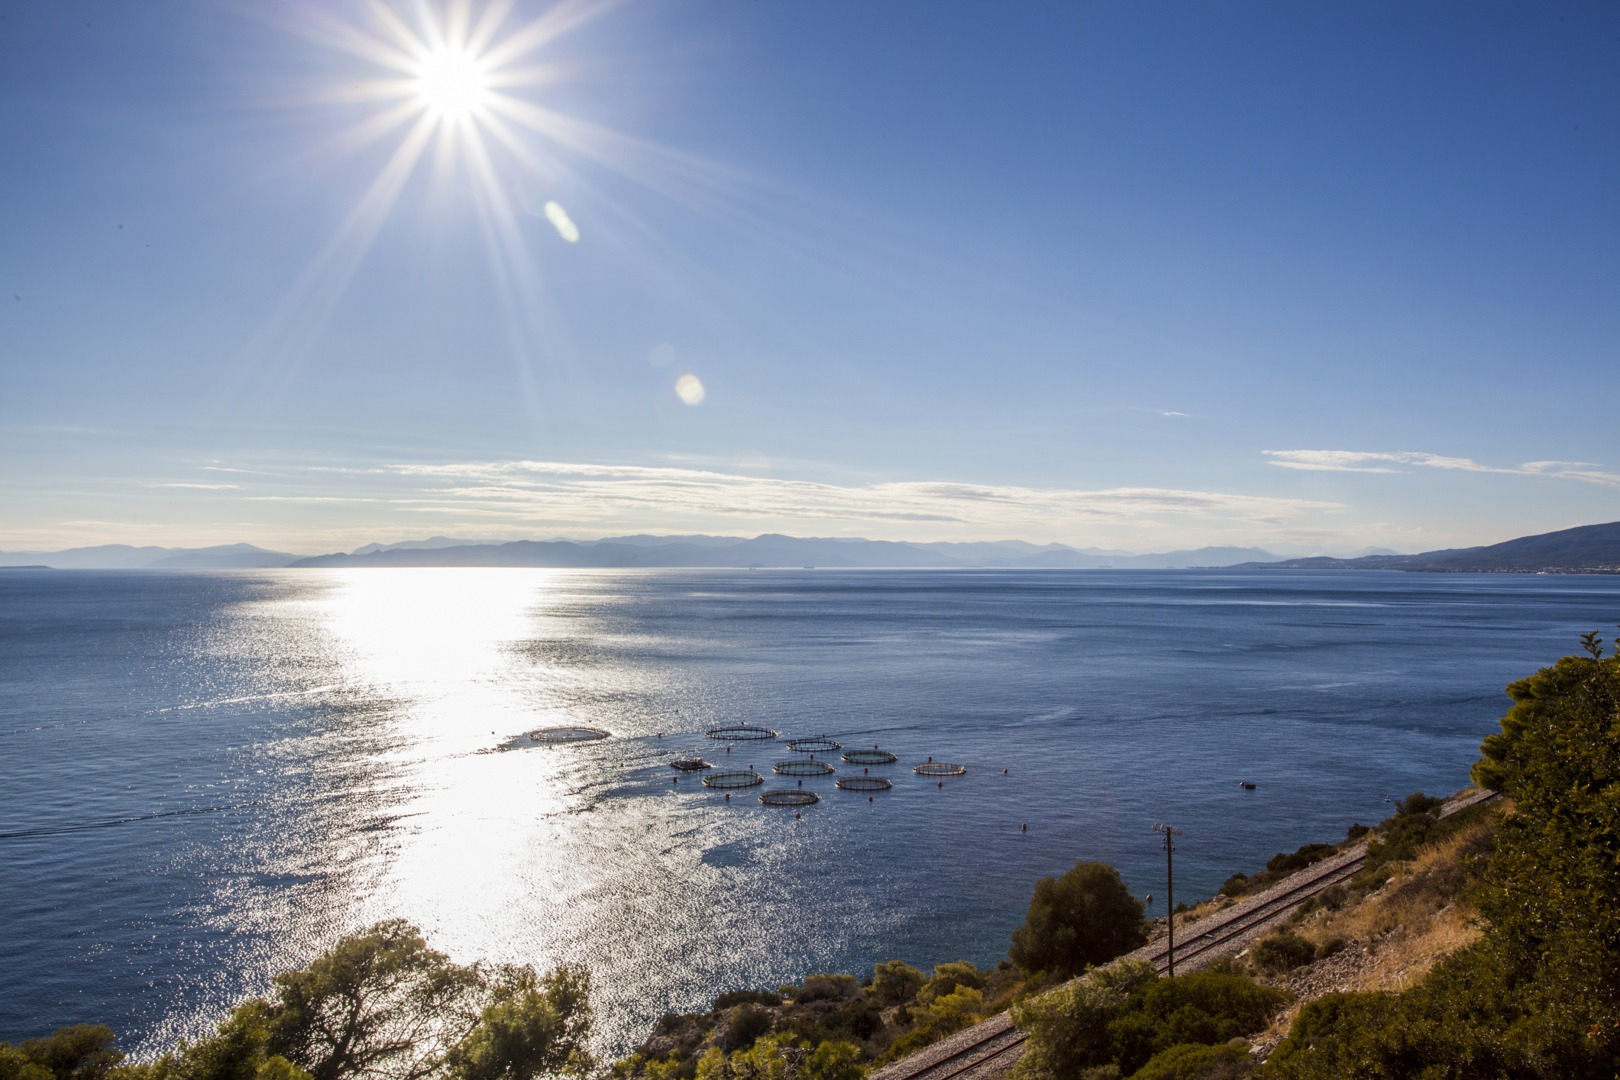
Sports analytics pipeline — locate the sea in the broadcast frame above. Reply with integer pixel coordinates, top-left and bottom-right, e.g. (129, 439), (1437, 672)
(2, 568), (1617, 1059)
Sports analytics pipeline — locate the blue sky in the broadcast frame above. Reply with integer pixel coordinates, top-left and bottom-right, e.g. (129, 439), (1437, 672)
(1, 0), (1616, 554)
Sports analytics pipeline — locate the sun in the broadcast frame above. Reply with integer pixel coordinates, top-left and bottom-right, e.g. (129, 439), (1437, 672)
(412, 46), (491, 123)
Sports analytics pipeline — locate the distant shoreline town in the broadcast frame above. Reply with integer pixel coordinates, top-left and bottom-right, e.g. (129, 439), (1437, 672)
(2, 521), (1617, 574)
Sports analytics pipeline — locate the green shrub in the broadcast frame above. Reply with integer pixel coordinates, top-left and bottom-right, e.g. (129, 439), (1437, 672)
(793, 975), (858, 1004)
(711, 990), (780, 1012)
(1218, 874), (1249, 898)
(1264, 844), (1336, 877)
(1130, 1041), (1252, 1080)
(917, 962), (982, 1006)
(1010, 862), (1147, 978)
(1106, 972), (1288, 1075)
(1250, 933), (1316, 975)
(868, 961), (925, 1005)
(1010, 961), (1155, 1079)
(716, 1005), (772, 1053)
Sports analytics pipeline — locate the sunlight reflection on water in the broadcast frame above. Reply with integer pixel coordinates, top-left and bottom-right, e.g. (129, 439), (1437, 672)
(4, 568), (1619, 1058)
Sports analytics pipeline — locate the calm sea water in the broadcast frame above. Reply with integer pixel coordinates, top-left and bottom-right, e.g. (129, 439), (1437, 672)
(2, 568), (1617, 1057)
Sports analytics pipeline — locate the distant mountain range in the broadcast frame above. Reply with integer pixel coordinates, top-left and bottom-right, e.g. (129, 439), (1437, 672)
(1231, 521), (1620, 574)
(289, 535), (1285, 570)
(2, 522), (1615, 572)
(0, 542), (302, 570)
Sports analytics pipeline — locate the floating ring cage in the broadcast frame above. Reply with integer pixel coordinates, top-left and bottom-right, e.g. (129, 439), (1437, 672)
(760, 790), (820, 807)
(842, 749), (898, 765)
(702, 769), (765, 789)
(836, 776), (892, 792)
(529, 726), (610, 744)
(785, 737), (842, 753)
(670, 758), (712, 772)
(913, 762), (967, 777)
(706, 724), (779, 742)
(773, 759), (834, 777)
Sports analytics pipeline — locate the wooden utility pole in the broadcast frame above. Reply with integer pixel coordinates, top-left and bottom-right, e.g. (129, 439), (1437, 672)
(1154, 823), (1184, 976)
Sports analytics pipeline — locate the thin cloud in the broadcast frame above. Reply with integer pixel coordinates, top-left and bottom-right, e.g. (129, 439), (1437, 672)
(1264, 450), (1620, 488)
(143, 482), (242, 490)
(375, 459), (1340, 532)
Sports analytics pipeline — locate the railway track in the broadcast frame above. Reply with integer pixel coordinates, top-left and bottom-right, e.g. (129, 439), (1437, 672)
(873, 789), (1498, 1080)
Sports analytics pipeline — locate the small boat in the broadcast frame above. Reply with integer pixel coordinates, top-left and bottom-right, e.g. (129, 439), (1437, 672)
(671, 758), (712, 772)
(1239, 781), (1257, 790)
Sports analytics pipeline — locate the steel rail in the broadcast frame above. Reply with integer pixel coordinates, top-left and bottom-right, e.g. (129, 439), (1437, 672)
(873, 790), (1499, 1080)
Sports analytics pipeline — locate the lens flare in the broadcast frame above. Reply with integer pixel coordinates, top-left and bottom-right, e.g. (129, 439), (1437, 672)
(675, 373), (706, 405)
(543, 201), (580, 243)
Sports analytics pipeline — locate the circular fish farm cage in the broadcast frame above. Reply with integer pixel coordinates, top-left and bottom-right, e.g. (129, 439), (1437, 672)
(835, 776), (892, 792)
(842, 749), (898, 765)
(670, 758), (712, 772)
(773, 759), (834, 777)
(706, 724), (779, 742)
(785, 736), (842, 753)
(529, 726), (610, 744)
(702, 769), (765, 789)
(760, 790), (820, 807)
(913, 762), (967, 777)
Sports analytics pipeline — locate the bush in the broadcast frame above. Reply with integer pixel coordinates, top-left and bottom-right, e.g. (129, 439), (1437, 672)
(1010, 861), (1147, 978)
(1219, 874), (1250, 898)
(2, 1027), (124, 1080)
(1250, 933), (1317, 974)
(868, 961), (925, 1005)
(1106, 972), (1288, 1075)
(792, 975), (857, 1004)
(716, 1005), (772, 1053)
(1314, 937), (1346, 962)
(1131, 1042), (1252, 1080)
(1010, 961), (1156, 1079)
(1264, 844), (1336, 877)
(1396, 792), (1443, 817)
(916, 962), (982, 1005)
(711, 990), (779, 1012)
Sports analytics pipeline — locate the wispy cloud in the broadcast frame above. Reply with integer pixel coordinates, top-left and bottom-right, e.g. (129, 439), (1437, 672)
(143, 482), (242, 490)
(374, 459), (1341, 532)
(1264, 450), (1620, 487)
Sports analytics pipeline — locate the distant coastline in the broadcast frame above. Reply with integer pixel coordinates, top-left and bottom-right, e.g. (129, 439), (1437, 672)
(3, 520), (1616, 574)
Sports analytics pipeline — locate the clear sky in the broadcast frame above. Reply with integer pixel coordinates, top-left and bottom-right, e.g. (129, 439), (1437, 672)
(2, 1), (1616, 555)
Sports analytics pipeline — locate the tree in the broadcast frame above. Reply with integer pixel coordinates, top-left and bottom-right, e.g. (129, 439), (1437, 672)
(868, 961), (924, 1005)
(1009, 862), (1146, 978)
(148, 921), (592, 1080)
(1469, 644), (1620, 1064)
(1, 1028), (125, 1080)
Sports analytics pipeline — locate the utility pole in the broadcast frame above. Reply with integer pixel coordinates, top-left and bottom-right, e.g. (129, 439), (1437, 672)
(1153, 823), (1184, 976)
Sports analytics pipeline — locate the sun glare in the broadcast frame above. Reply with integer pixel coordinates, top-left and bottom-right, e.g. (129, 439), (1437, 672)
(413, 47), (490, 122)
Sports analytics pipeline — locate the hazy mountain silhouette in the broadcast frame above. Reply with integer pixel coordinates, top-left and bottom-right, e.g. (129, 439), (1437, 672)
(1232, 521), (1620, 573)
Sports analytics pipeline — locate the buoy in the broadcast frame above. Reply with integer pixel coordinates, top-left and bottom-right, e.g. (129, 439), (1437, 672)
(725, 793), (731, 801)
(927, 755), (933, 762)
(1022, 823), (1028, 832)
(1003, 768), (1009, 775)
(937, 780), (943, 789)
(863, 767), (869, 775)
(797, 779), (803, 787)
(794, 812), (801, 820)
(672, 777), (677, 784)
(867, 796), (873, 802)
